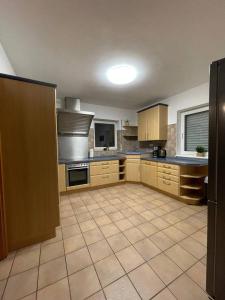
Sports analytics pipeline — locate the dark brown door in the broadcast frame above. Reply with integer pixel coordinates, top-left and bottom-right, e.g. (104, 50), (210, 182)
(0, 134), (8, 259)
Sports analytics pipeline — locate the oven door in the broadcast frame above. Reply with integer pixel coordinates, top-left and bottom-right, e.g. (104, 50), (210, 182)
(67, 167), (89, 187)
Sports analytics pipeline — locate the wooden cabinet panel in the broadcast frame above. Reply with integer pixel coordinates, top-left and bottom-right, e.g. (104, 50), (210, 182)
(91, 160), (118, 166)
(126, 162), (140, 182)
(58, 164), (66, 192)
(91, 173), (119, 186)
(158, 178), (179, 196)
(158, 172), (179, 183)
(138, 104), (168, 141)
(90, 162), (118, 176)
(158, 167), (179, 176)
(0, 76), (59, 251)
(138, 110), (147, 141)
(141, 162), (158, 187)
(158, 163), (179, 170)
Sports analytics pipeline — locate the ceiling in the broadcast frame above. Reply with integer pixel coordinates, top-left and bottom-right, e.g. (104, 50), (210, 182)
(0, 0), (225, 109)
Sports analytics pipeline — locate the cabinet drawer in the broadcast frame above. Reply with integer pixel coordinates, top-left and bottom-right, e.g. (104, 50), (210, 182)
(158, 172), (179, 183)
(91, 173), (119, 186)
(158, 178), (179, 196)
(126, 159), (140, 164)
(158, 163), (179, 170)
(90, 160), (119, 166)
(141, 160), (158, 166)
(126, 155), (140, 160)
(158, 167), (179, 176)
(90, 164), (118, 176)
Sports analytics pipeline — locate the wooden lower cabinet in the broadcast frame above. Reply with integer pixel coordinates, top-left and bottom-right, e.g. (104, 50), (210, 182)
(90, 162), (118, 176)
(91, 173), (119, 186)
(158, 178), (179, 196)
(126, 161), (140, 182)
(141, 162), (158, 187)
(58, 164), (66, 192)
(90, 160), (119, 187)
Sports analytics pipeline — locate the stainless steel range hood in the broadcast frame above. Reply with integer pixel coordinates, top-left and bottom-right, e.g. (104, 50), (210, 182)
(57, 98), (95, 136)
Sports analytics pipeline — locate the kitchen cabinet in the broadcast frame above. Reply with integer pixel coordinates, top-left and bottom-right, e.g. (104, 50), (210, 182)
(0, 74), (59, 255)
(58, 164), (66, 192)
(138, 104), (168, 141)
(90, 160), (119, 187)
(126, 155), (140, 182)
(157, 162), (180, 196)
(141, 161), (158, 187)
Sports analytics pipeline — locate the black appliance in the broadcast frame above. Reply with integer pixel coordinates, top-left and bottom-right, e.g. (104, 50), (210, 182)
(157, 148), (166, 158)
(66, 163), (89, 187)
(207, 57), (225, 299)
(152, 146), (159, 158)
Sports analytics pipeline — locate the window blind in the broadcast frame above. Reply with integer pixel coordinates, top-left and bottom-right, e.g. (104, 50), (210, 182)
(185, 110), (209, 151)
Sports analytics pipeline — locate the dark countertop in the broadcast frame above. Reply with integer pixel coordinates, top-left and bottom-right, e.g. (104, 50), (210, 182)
(59, 154), (208, 166)
(59, 155), (125, 165)
(141, 156), (208, 166)
(118, 151), (151, 155)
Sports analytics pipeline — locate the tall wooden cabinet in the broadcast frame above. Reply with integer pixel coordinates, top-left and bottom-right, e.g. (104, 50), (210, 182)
(0, 74), (59, 257)
(138, 104), (168, 141)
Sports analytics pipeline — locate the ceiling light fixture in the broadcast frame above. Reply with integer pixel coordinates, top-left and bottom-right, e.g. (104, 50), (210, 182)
(106, 64), (137, 85)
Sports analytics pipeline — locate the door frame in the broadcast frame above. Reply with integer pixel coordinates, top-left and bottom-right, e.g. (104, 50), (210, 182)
(0, 133), (8, 259)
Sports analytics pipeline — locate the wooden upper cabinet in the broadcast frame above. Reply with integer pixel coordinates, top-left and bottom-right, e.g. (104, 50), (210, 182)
(138, 104), (168, 141)
(138, 110), (147, 141)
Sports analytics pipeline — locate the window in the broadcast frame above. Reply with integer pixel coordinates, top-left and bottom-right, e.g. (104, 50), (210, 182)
(94, 121), (117, 149)
(179, 105), (209, 156)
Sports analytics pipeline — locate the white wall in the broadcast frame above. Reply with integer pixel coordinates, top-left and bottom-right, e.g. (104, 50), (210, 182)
(158, 83), (209, 125)
(0, 42), (15, 75)
(56, 99), (137, 129)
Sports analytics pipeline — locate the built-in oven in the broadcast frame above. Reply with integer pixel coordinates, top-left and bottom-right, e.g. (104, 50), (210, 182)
(66, 163), (89, 187)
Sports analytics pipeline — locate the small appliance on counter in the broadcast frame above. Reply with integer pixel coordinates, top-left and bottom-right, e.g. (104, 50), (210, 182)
(152, 146), (158, 158)
(152, 146), (167, 158)
(157, 148), (167, 158)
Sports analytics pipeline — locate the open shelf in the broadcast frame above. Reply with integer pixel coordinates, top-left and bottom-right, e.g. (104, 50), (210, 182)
(180, 184), (203, 190)
(180, 174), (206, 179)
(122, 125), (138, 138)
(180, 195), (202, 201)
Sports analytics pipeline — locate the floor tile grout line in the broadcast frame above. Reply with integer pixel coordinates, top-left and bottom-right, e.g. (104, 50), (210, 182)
(72, 200), (107, 300)
(61, 219), (73, 300)
(1, 251), (17, 299)
(34, 241), (42, 300)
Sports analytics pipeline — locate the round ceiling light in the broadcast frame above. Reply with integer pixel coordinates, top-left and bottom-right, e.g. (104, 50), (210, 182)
(106, 64), (137, 85)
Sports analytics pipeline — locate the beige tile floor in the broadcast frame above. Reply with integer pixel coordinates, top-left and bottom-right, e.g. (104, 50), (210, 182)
(0, 183), (208, 300)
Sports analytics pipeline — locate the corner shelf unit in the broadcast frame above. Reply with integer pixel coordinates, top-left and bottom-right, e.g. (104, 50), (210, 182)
(119, 158), (126, 181)
(179, 165), (208, 205)
(122, 125), (138, 138)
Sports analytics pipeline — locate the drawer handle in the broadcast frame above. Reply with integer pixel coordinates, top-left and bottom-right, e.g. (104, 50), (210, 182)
(165, 171), (171, 174)
(103, 175), (109, 179)
(163, 180), (171, 185)
(102, 166), (109, 169)
(102, 163), (109, 165)
(163, 176), (170, 180)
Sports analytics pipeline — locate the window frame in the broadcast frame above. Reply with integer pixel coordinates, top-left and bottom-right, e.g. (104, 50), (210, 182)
(177, 105), (209, 157)
(93, 120), (118, 150)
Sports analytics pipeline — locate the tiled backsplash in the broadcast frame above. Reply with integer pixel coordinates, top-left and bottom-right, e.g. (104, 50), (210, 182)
(165, 124), (177, 156)
(88, 124), (177, 156)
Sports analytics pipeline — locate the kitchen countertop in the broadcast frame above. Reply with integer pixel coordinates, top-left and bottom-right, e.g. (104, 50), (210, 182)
(59, 154), (208, 166)
(58, 155), (125, 164)
(118, 150), (151, 155)
(141, 156), (208, 166)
